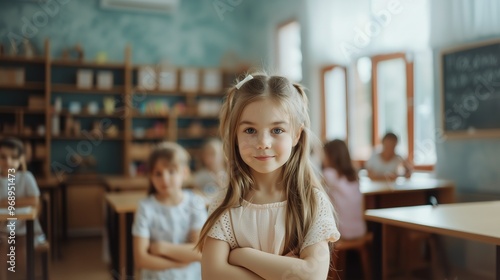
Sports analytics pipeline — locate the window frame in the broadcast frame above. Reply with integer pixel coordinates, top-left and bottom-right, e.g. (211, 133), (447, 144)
(371, 52), (433, 171)
(320, 64), (349, 143)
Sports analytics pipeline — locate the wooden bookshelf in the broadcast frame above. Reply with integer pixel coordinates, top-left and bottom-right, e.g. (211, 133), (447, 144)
(0, 39), (242, 178)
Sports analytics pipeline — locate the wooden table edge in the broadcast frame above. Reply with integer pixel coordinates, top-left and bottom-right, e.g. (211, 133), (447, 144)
(364, 214), (500, 246)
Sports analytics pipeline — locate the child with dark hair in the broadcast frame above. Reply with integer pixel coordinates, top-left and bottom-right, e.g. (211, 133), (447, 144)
(0, 137), (45, 280)
(366, 132), (413, 181)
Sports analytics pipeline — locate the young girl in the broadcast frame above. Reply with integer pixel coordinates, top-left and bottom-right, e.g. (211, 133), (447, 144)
(0, 137), (46, 280)
(366, 132), (413, 181)
(196, 73), (340, 279)
(323, 139), (366, 240)
(132, 142), (208, 280)
(192, 138), (227, 202)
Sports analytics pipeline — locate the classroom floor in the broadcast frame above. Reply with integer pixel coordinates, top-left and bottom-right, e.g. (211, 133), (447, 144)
(51, 237), (110, 280)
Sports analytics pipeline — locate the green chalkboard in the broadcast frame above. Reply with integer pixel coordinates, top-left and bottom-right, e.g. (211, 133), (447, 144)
(441, 39), (500, 135)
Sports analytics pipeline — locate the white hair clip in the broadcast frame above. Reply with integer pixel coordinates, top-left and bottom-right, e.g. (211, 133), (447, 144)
(235, 75), (253, 90)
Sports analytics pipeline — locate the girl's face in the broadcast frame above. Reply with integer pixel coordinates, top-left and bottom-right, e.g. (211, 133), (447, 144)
(0, 147), (22, 173)
(237, 99), (301, 175)
(150, 158), (188, 197)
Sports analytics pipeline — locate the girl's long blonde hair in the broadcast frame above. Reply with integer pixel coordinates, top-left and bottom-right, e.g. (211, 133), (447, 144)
(196, 73), (328, 256)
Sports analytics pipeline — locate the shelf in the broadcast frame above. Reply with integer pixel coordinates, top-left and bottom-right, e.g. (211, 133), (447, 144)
(132, 136), (168, 141)
(177, 114), (219, 120)
(0, 56), (46, 64)
(52, 84), (125, 94)
(51, 59), (125, 69)
(0, 82), (45, 91)
(52, 134), (124, 141)
(1, 134), (45, 140)
(132, 88), (184, 96)
(53, 110), (125, 119)
(23, 109), (47, 114)
(0, 106), (46, 114)
(132, 113), (169, 119)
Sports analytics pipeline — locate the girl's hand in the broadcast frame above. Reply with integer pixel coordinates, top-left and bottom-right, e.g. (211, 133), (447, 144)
(150, 241), (170, 256)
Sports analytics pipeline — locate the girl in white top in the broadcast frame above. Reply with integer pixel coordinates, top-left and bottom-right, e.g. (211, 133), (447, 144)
(366, 132), (413, 181)
(132, 142), (207, 280)
(323, 139), (366, 240)
(196, 73), (340, 280)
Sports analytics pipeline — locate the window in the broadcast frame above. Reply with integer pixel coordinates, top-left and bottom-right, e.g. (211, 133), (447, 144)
(321, 65), (348, 142)
(277, 20), (302, 82)
(340, 53), (435, 169)
(350, 57), (373, 161)
(371, 52), (435, 169)
(372, 53), (413, 161)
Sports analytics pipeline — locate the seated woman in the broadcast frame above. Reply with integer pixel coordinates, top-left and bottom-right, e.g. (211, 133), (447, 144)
(365, 132), (413, 181)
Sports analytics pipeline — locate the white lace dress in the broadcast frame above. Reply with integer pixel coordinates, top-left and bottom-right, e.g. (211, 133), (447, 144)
(207, 188), (340, 254)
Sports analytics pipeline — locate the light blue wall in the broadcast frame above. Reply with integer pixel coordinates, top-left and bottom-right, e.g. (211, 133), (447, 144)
(0, 0), (257, 65)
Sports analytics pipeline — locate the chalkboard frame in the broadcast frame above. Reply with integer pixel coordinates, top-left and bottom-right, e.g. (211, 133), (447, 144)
(440, 38), (500, 138)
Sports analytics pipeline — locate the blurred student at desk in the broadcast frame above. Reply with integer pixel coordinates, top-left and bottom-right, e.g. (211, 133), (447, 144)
(366, 132), (413, 181)
(0, 138), (46, 280)
(323, 139), (366, 240)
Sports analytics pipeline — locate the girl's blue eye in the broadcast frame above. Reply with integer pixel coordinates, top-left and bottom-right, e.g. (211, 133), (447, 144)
(272, 128), (284, 134)
(244, 128), (256, 134)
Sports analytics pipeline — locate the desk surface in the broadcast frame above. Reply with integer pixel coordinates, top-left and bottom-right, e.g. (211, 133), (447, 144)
(365, 201), (500, 245)
(360, 177), (455, 195)
(105, 191), (147, 213)
(104, 176), (149, 191)
(0, 206), (38, 221)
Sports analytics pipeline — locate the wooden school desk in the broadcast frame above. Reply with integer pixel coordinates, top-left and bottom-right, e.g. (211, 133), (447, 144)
(106, 191), (146, 280)
(365, 201), (500, 280)
(0, 207), (38, 280)
(103, 176), (148, 192)
(360, 177), (456, 209)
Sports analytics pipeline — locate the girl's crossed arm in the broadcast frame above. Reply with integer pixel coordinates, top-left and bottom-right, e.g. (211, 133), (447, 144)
(134, 236), (189, 270)
(150, 229), (202, 263)
(202, 237), (263, 280)
(229, 241), (331, 280)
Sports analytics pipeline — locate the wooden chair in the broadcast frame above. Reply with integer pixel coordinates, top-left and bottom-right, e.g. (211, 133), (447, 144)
(329, 232), (373, 280)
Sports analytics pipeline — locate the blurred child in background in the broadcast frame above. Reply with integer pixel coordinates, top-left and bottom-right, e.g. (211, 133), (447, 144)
(323, 139), (366, 240)
(0, 137), (46, 280)
(133, 142), (207, 280)
(366, 132), (413, 181)
(192, 138), (227, 203)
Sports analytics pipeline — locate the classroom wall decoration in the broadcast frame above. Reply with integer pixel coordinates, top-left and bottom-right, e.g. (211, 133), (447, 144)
(441, 39), (500, 137)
